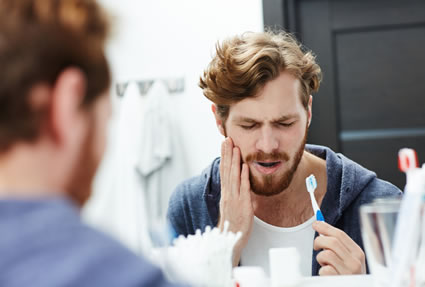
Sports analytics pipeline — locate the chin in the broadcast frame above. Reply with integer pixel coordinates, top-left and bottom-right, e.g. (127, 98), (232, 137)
(251, 186), (287, 197)
(249, 164), (296, 197)
(250, 176), (289, 197)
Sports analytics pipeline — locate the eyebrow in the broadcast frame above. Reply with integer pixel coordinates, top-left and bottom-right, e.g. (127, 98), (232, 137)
(233, 114), (299, 124)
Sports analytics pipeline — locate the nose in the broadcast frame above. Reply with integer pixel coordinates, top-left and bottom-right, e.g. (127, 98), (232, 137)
(255, 125), (279, 154)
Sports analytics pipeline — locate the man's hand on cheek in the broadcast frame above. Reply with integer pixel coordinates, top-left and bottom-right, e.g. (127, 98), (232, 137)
(312, 221), (366, 276)
(218, 137), (254, 266)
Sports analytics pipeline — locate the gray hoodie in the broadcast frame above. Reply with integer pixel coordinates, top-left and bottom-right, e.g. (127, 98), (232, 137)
(167, 144), (401, 276)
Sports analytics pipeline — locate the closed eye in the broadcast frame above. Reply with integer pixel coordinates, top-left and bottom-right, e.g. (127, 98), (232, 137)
(278, 122), (295, 127)
(240, 124), (257, 130)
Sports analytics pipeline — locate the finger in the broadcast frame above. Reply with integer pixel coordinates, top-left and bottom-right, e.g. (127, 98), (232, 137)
(316, 249), (349, 275)
(315, 236), (365, 274)
(240, 163), (251, 200)
(313, 221), (363, 255)
(231, 147), (241, 196)
(313, 234), (350, 262)
(219, 139), (227, 197)
(227, 137), (234, 147)
(220, 140), (226, 186)
(220, 140), (225, 178)
(222, 138), (233, 194)
(318, 265), (338, 276)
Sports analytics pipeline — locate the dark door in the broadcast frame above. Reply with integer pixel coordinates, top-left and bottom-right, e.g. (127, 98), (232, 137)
(263, 0), (425, 189)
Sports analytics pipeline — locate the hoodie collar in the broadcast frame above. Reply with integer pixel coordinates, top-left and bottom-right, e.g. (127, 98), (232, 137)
(201, 157), (221, 226)
(306, 144), (377, 225)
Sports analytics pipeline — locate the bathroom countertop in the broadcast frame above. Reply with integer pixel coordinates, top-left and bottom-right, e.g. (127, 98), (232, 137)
(300, 274), (373, 287)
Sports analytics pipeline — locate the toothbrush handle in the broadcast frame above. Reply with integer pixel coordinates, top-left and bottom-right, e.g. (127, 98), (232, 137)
(316, 210), (325, 222)
(309, 192), (320, 212)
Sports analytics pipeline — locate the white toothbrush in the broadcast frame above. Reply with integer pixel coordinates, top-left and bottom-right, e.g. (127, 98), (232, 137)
(306, 174), (325, 222)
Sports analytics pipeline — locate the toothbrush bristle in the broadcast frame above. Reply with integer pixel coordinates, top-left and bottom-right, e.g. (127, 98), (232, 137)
(306, 174), (317, 190)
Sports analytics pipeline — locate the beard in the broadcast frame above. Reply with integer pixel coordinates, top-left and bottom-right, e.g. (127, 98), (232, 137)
(245, 127), (308, 197)
(67, 120), (100, 207)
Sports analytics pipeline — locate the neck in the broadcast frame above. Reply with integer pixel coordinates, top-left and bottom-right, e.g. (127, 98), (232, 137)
(251, 150), (327, 227)
(0, 142), (65, 198)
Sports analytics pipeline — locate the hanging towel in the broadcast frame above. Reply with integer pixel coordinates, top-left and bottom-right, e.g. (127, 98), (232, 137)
(137, 82), (172, 177)
(82, 82), (150, 255)
(136, 80), (189, 229)
(83, 80), (190, 256)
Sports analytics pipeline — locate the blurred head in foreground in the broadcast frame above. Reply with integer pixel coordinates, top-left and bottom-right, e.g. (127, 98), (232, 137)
(0, 0), (111, 205)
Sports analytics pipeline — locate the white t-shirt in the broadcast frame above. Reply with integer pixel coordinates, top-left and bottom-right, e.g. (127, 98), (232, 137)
(240, 215), (315, 277)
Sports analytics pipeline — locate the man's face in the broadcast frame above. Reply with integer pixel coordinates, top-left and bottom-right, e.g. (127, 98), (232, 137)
(221, 71), (311, 196)
(67, 94), (111, 206)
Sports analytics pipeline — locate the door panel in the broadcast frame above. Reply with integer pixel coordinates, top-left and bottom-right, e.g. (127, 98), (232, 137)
(263, 0), (425, 189)
(336, 26), (425, 131)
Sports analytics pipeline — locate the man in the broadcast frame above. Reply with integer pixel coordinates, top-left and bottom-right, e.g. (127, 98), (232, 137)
(0, 0), (181, 286)
(167, 31), (401, 277)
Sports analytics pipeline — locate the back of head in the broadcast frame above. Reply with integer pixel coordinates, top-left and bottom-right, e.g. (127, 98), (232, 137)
(199, 30), (322, 121)
(0, 0), (111, 152)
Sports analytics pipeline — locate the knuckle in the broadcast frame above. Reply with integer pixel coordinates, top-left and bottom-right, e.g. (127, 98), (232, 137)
(316, 252), (324, 263)
(316, 250), (328, 263)
(313, 237), (322, 250)
(335, 228), (345, 238)
(329, 237), (339, 246)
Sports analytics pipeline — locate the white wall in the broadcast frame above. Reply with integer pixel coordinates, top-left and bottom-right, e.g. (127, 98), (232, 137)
(99, 0), (264, 175)
(82, 0), (264, 254)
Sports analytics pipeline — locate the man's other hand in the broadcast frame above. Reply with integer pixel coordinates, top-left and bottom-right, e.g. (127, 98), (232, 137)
(313, 221), (366, 276)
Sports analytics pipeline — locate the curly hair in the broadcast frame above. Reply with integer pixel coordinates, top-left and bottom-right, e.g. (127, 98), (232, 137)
(199, 30), (322, 121)
(0, 0), (110, 152)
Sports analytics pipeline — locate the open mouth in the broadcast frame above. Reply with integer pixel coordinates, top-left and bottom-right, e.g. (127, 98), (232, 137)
(257, 161), (280, 167)
(254, 161), (283, 175)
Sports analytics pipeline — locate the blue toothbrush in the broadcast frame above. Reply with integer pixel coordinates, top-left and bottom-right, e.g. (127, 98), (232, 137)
(306, 174), (325, 222)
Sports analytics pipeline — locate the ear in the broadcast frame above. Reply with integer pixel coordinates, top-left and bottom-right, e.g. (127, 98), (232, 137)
(307, 95), (313, 127)
(211, 104), (225, 136)
(48, 68), (87, 145)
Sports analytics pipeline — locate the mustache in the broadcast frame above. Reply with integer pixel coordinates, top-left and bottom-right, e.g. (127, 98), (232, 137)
(244, 150), (290, 163)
